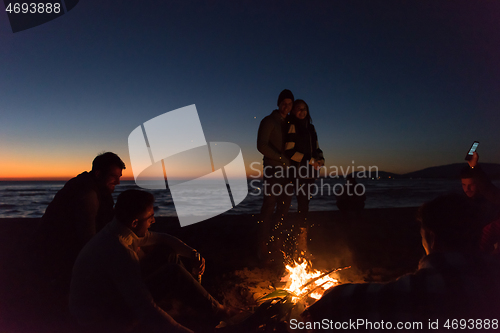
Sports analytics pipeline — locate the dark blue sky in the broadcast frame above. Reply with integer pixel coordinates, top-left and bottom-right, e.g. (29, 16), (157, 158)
(1, 0), (499, 179)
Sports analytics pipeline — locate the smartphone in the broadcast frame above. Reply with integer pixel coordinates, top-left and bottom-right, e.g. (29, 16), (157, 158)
(465, 141), (479, 161)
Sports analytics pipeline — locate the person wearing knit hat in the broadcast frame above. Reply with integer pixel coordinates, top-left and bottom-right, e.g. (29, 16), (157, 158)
(277, 89), (294, 107)
(256, 89), (295, 264)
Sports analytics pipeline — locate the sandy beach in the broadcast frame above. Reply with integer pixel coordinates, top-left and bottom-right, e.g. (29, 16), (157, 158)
(0, 207), (425, 332)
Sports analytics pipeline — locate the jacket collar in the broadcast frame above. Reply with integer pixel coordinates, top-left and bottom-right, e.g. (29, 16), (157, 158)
(272, 109), (287, 121)
(108, 218), (141, 249)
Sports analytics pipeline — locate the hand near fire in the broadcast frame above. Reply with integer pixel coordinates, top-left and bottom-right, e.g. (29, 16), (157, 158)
(191, 250), (205, 278)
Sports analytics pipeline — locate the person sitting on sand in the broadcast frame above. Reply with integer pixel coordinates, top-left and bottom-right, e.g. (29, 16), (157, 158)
(25, 152), (125, 293)
(284, 99), (324, 257)
(70, 190), (233, 333)
(257, 89), (294, 261)
(463, 152), (500, 256)
(335, 173), (366, 213)
(460, 151), (500, 227)
(302, 194), (500, 329)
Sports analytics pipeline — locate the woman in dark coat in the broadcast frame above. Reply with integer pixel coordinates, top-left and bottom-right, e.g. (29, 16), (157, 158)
(284, 99), (324, 257)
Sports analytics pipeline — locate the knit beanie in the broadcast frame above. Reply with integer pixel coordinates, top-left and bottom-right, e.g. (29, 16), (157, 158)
(277, 89), (294, 106)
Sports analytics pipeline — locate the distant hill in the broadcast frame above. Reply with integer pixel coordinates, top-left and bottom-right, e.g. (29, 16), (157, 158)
(352, 170), (399, 179)
(401, 163), (500, 179)
(371, 163), (500, 179)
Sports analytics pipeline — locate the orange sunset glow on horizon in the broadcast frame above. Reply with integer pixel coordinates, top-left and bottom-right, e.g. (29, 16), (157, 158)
(0, 158), (262, 181)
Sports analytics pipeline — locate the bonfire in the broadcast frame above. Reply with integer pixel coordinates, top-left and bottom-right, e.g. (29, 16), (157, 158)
(281, 259), (347, 302)
(224, 258), (351, 332)
(221, 230), (350, 331)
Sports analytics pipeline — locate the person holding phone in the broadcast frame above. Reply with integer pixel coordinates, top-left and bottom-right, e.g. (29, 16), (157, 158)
(460, 151), (500, 224)
(460, 151), (500, 215)
(284, 99), (324, 257)
(463, 151), (500, 256)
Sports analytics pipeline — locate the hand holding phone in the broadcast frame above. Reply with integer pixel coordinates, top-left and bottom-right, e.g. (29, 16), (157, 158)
(465, 141), (479, 161)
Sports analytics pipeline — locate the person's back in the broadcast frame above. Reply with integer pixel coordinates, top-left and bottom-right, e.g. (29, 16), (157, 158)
(70, 220), (140, 332)
(305, 252), (500, 328)
(43, 171), (114, 238)
(304, 194), (500, 331)
(24, 152), (125, 293)
(336, 175), (366, 213)
(36, 172), (113, 278)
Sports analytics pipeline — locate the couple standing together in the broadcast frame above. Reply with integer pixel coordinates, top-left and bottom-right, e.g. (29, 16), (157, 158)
(257, 89), (324, 262)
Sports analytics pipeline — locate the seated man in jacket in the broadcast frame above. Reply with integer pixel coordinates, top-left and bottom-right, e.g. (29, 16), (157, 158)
(302, 194), (500, 331)
(70, 189), (230, 333)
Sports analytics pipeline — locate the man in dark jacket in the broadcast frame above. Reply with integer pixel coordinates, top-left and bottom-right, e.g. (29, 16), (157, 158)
(257, 89), (294, 262)
(27, 152), (125, 292)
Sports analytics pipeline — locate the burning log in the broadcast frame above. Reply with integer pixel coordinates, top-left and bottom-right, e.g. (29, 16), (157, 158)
(295, 265), (351, 301)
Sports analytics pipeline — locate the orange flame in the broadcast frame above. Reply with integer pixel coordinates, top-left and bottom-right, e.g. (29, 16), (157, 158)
(281, 259), (340, 302)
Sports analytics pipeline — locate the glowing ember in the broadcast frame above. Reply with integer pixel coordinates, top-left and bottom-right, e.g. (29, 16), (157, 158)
(281, 259), (344, 303)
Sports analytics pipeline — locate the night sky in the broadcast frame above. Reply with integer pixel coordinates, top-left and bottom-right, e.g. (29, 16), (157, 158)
(1, 0), (499, 180)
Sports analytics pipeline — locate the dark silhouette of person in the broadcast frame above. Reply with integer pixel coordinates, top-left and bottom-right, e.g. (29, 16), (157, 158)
(303, 194), (500, 331)
(24, 152), (126, 294)
(336, 174), (366, 212)
(70, 190), (231, 333)
(463, 152), (500, 256)
(257, 89), (294, 262)
(460, 152), (500, 227)
(284, 99), (324, 257)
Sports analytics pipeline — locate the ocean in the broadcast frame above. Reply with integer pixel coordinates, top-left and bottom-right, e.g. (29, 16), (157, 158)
(2, 178), (496, 219)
